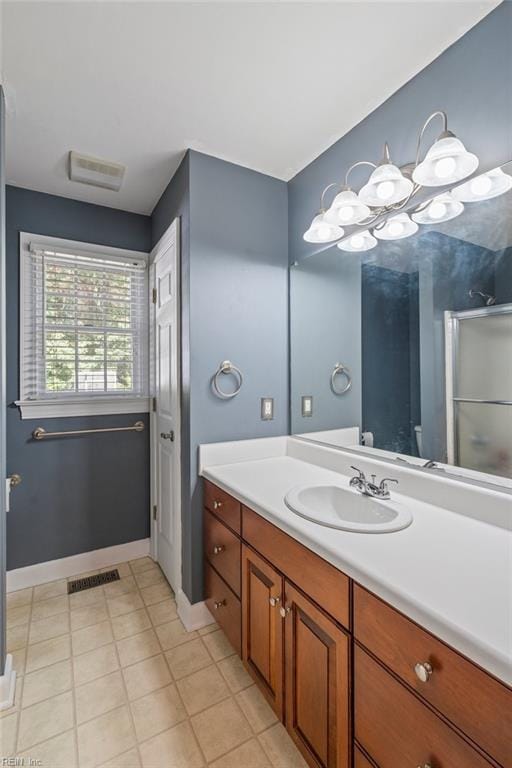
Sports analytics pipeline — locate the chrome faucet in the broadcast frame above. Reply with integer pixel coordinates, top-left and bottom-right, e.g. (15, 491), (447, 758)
(349, 466), (398, 500)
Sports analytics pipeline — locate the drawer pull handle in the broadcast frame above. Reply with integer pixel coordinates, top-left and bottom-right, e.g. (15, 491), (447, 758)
(414, 662), (433, 682)
(213, 500), (223, 510)
(214, 600), (226, 610)
(212, 545), (225, 555)
(279, 605), (291, 618)
(269, 596), (281, 607)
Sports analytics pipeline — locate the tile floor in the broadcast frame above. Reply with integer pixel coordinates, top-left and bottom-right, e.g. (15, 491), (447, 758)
(1, 557), (307, 768)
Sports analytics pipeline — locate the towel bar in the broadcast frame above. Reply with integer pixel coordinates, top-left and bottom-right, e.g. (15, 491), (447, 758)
(32, 421), (145, 440)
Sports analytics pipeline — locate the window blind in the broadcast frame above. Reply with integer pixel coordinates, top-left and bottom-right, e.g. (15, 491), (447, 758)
(22, 243), (148, 401)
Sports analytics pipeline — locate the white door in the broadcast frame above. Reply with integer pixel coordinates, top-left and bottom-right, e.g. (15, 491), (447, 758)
(151, 219), (181, 593)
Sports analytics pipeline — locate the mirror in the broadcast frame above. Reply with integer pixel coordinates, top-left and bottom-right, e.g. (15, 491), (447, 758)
(290, 161), (512, 484)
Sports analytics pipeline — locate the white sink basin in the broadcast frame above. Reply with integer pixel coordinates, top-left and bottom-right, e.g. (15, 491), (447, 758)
(284, 483), (413, 533)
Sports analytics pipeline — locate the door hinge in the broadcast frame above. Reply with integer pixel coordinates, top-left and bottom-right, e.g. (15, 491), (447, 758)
(152, 288), (157, 304)
(153, 504), (157, 521)
(152, 397), (157, 412)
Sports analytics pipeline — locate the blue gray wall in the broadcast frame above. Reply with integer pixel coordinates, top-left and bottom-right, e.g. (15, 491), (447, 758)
(6, 186), (152, 570)
(288, 1), (512, 266)
(289, 252), (361, 434)
(151, 150), (288, 603)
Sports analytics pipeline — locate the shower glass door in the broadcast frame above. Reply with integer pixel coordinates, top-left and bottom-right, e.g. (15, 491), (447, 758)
(446, 304), (512, 479)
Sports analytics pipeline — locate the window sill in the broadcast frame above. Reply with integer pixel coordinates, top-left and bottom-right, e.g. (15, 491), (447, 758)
(15, 397), (151, 420)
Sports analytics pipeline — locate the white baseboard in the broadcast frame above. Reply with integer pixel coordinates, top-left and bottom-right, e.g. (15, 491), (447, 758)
(7, 538), (150, 592)
(0, 655), (17, 711)
(176, 589), (216, 632)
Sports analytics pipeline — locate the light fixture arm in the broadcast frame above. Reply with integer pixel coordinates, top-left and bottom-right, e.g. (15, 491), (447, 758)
(344, 160), (378, 188)
(415, 110), (449, 167)
(319, 182), (341, 211)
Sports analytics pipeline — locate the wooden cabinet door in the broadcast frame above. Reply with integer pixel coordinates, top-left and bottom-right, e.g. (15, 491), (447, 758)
(241, 545), (284, 718)
(284, 581), (350, 768)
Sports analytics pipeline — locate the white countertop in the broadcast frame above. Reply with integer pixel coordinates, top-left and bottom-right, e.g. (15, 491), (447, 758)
(200, 438), (512, 685)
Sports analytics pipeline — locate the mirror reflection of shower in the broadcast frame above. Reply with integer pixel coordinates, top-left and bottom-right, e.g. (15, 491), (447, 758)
(469, 288), (496, 306)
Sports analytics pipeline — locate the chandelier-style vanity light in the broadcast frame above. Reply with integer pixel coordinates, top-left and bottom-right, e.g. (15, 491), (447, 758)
(337, 230), (377, 253)
(451, 167), (512, 202)
(303, 111), (510, 252)
(411, 192), (464, 224)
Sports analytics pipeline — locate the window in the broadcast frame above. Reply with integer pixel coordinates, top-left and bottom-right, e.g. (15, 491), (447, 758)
(18, 233), (150, 418)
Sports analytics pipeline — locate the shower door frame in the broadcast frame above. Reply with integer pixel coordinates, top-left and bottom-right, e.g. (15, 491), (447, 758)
(444, 302), (512, 466)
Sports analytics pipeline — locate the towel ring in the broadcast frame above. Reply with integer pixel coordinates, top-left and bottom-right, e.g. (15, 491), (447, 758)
(331, 362), (352, 395)
(212, 360), (243, 399)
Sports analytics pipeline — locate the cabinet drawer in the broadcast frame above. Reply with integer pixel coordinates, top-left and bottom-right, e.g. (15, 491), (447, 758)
(204, 562), (241, 655)
(204, 480), (241, 534)
(242, 506), (350, 629)
(355, 646), (493, 768)
(354, 585), (511, 766)
(354, 747), (376, 768)
(204, 509), (241, 597)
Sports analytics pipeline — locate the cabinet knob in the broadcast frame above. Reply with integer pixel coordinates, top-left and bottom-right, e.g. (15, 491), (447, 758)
(414, 662), (433, 682)
(213, 500), (223, 510)
(279, 605), (291, 618)
(213, 599), (226, 610)
(212, 545), (225, 555)
(269, 596), (280, 607)
(416, 764), (432, 768)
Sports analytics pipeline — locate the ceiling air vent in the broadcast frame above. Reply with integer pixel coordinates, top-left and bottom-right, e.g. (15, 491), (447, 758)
(68, 151), (125, 191)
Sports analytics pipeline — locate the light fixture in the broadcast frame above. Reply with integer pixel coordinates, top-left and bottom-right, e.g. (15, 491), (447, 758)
(374, 212), (418, 241)
(304, 111), (482, 253)
(303, 212), (344, 243)
(358, 144), (413, 207)
(412, 112), (478, 187)
(324, 189), (370, 226)
(337, 230), (377, 253)
(451, 167), (512, 202)
(411, 192), (464, 224)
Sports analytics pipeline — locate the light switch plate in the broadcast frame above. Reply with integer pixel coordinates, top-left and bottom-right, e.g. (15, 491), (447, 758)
(261, 397), (274, 421)
(301, 395), (313, 417)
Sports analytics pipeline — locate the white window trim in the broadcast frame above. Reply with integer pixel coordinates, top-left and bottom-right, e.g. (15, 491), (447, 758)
(16, 232), (150, 420)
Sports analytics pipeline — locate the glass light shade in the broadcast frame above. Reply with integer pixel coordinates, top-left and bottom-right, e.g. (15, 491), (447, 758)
(324, 190), (371, 226)
(411, 193), (464, 224)
(358, 164), (414, 207)
(374, 212), (418, 241)
(412, 136), (478, 187)
(303, 212), (344, 243)
(451, 167), (512, 202)
(337, 230), (377, 252)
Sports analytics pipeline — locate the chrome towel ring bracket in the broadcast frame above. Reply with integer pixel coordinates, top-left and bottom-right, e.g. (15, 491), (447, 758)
(331, 362), (352, 395)
(212, 360), (243, 399)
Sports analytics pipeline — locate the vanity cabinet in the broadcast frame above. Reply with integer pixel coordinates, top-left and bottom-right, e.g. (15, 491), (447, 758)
(203, 481), (510, 768)
(283, 582), (350, 768)
(354, 646), (493, 768)
(354, 585), (511, 768)
(241, 546), (284, 718)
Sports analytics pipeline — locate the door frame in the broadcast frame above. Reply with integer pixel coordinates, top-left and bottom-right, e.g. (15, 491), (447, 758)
(149, 218), (181, 594)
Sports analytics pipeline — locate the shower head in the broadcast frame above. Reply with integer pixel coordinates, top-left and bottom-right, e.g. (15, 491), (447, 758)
(468, 289), (496, 306)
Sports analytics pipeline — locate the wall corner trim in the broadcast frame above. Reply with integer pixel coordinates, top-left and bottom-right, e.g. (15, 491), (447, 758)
(6, 538), (150, 592)
(0, 655), (16, 711)
(176, 589), (216, 632)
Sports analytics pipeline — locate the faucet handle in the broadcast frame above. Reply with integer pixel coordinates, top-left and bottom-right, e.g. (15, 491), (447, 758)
(350, 466), (366, 479)
(379, 477), (398, 491)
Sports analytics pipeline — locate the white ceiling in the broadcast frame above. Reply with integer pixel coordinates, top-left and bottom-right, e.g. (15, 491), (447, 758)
(2, 1), (499, 215)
